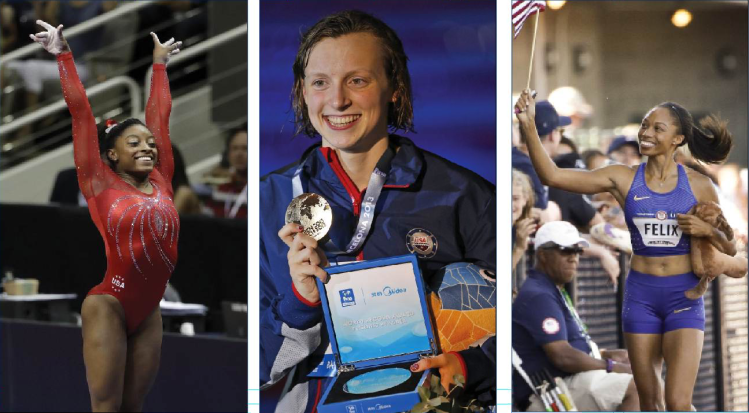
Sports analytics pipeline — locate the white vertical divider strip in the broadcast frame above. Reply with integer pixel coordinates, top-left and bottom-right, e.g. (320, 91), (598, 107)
(248, 0), (260, 412)
(497, 1), (513, 412)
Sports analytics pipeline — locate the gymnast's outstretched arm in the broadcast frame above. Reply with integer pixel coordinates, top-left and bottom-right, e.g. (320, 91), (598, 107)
(145, 32), (181, 187)
(32, 20), (104, 200)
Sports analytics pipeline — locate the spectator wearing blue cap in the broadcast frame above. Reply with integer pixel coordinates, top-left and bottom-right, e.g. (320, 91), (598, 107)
(549, 135), (621, 284)
(512, 100), (572, 210)
(607, 136), (641, 167)
(514, 99), (620, 284)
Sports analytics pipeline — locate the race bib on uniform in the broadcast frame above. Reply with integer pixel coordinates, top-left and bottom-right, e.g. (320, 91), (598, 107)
(633, 211), (682, 247)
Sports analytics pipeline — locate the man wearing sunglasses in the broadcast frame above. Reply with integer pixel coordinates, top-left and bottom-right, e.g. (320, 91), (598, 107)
(512, 221), (641, 411)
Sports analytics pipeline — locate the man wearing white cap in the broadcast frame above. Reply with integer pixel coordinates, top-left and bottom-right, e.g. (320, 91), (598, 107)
(512, 221), (641, 411)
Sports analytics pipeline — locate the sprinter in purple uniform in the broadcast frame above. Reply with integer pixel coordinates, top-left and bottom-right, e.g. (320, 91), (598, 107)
(515, 89), (736, 411)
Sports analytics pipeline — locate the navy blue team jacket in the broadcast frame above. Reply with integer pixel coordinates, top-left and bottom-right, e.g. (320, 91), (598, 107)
(260, 135), (496, 413)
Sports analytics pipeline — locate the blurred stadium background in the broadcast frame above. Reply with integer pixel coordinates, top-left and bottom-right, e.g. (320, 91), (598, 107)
(0, 2), (247, 411)
(512, 1), (747, 411)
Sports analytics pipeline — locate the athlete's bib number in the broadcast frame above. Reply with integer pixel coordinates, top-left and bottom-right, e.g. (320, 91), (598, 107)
(633, 218), (682, 247)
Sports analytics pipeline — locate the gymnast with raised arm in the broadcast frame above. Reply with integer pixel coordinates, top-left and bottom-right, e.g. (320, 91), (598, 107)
(32, 20), (181, 412)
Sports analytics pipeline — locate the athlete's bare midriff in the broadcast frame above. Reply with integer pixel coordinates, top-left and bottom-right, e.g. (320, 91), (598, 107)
(630, 253), (692, 276)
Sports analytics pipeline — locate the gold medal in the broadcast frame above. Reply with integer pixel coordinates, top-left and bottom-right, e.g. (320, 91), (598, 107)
(285, 193), (333, 241)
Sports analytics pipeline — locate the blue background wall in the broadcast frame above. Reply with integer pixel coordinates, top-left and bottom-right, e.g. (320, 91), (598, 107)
(259, 0), (496, 184)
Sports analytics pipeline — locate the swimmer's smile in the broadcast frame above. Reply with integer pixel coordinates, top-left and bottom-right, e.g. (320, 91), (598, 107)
(324, 114), (362, 130)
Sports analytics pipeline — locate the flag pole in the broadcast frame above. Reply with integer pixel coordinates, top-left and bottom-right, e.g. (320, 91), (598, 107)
(526, 11), (540, 90)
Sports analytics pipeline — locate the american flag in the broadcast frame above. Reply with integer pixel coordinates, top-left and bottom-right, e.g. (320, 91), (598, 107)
(512, 0), (546, 38)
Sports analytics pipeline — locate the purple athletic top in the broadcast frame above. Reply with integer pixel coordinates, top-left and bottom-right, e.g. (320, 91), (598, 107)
(624, 163), (697, 257)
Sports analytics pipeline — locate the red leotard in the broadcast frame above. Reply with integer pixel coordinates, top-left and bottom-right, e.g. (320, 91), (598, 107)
(58, 52), (179, 334)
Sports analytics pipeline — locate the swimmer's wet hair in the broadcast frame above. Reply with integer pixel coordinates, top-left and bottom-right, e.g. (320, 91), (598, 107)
(291, 10), (414, 138)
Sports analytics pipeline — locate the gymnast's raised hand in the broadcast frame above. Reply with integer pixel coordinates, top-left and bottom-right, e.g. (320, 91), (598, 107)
(30, 20), (69, 55)
(150, 31), (182, 66)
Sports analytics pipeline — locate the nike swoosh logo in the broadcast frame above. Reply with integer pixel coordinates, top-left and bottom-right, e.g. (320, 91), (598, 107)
(634, 195), (650, 201)
(674, 307), (692, 314)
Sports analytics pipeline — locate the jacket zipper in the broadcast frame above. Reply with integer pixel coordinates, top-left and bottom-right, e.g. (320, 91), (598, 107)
(322, 148), (367, 261)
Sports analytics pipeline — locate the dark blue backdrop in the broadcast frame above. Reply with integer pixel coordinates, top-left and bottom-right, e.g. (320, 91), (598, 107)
(259, 0), (496, 184)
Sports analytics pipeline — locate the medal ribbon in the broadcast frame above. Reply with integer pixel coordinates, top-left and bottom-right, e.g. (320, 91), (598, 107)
(292, 141), (396, 256)
(559, 287), (601, 359)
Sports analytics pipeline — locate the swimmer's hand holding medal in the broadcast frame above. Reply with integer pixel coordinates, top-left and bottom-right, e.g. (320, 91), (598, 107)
(281, 192), (333, 305)
(285, 193), (417, 396)
(285, 193), (333, 242)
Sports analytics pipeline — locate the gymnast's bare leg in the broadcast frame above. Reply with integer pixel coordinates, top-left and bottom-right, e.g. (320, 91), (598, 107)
(121, 307), (163, 412)
(82, 294), (127, 412)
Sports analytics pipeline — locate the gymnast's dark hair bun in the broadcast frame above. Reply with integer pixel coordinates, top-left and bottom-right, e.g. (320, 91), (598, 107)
(97, 118), (147, 167)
